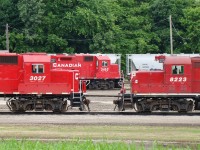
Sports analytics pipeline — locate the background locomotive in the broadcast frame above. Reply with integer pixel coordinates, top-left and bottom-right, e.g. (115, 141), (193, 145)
(50, 53), (122, 90)
(126, 53), (200, 74)
(0, 52), (88, 112)
(115, 55), (200, 112)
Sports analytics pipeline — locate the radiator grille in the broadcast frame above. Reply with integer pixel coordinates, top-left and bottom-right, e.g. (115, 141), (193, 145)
(0, 56), (18, 64)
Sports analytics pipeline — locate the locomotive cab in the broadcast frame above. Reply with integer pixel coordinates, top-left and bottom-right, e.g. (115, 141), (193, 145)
(22, 54), (51, 84)
(164, 56), (192, 93)
(95, 56), (110, 78)
(18, 54), (51, 93)
(18, 54), (83, 95)
(95, 56), (121, 89)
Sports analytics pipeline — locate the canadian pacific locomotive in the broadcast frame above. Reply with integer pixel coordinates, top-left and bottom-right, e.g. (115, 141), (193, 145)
(50, 54), (122, 89)
(3, 51), (200, 113)
(115, 55), (200, 112)
(0, 52), (89, 112)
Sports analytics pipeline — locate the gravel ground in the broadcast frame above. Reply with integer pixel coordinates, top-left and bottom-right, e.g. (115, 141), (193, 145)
(0, 114), (200, 126)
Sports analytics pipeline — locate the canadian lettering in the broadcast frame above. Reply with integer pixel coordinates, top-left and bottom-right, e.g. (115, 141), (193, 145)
(53, 63), (81, 68)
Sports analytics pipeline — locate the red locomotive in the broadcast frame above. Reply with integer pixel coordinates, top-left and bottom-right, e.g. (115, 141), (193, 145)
(50, 54), (122, 89)
(0, 53), (88, 112)
(115, 55), (200, 112)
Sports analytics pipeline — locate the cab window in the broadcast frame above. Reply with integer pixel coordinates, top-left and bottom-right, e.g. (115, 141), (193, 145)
(172, 65), (184, 75)
(102, 61), (108, 67)
(32, 64), (44, 73)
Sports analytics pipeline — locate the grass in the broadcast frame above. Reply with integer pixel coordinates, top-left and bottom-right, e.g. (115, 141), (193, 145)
(0, 139), (199, 150)
(0, 124), (200, 143)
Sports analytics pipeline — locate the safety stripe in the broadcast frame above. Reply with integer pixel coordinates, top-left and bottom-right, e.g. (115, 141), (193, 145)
(134, 93), (200, 96)
(46, 92), (52, 94)
(0, 92), (71, 95)
(62, 92), (70, 94)
(13, 92), (20, 94)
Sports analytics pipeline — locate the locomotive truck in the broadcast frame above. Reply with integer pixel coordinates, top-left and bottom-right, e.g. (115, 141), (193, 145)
(50, 53), (122, 89)
(0, 52), (89, 112)
(115, 55), (200, 112)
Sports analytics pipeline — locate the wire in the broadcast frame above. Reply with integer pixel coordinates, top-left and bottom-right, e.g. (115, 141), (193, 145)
(171, 20), (190, 40)
(153, 18), (169, 25)
(67, 39), (93, 41)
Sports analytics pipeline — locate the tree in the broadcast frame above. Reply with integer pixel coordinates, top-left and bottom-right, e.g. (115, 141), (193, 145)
(150, 0), (195, 53)
(181, 2), (200, 53)
(14, 0), (45, 52)
(0, 0), (22, 50)
(116, 0), (159, 55)
(0, 0), (198, 56)
(59, 0), (121, 53)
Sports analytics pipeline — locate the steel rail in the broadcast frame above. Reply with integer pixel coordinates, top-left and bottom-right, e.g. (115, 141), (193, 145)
(0, 111), (200, 116)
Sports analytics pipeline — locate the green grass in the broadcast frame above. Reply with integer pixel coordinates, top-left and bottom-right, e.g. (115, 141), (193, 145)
(0, 124), (200, 149)
(0, 139), (199, 150)
(0, 124), (200, 142)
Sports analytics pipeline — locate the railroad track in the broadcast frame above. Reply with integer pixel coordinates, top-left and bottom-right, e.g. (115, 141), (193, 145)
(0, 111), (200, 116)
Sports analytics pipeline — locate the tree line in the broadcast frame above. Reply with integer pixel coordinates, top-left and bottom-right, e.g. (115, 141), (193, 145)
(0, 0), (200, 69)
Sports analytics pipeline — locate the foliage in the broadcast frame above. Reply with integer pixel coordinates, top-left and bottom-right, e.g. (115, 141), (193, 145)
(150, 0), (196, 53)
(116, 0), (159, 54)
(0, 0), (199, 70)
(180, 2), (200, 53)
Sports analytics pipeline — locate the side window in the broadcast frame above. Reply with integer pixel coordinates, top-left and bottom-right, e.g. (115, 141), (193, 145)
(32, 64), (44, 74)
(172, 65), (184, 75)
(102, 61), (108, 67)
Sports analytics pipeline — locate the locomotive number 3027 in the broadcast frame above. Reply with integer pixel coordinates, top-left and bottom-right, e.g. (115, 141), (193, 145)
(30, 76), (46, 81)
(170, 77), (187, 82)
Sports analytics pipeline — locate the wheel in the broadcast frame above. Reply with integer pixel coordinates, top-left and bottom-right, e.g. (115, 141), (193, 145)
(10, 103), (17, 112)
(15, 108), (26, 113)
(187, 101), (194, 112)
(109, 81), (114, 89)
(79, 104), (85, 111)
(103, 83), (110, 90)
(53, 110), (62, 113)
(83, 96), (90, 111)
(95, 82), (101, 90)
(61, 102), (67, 112)
(118, 99), (124, 111)
(88, 84), (93, 89)
(135, 103), (143, 112)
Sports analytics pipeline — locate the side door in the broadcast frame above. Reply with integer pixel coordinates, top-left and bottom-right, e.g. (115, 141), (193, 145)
(81, 56), (94, 78)
(191, 61), (200, 92)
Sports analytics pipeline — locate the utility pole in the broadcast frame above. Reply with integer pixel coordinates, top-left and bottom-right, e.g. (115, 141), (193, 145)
(169, 15), (173, 54)
(6, 23), (9, 51)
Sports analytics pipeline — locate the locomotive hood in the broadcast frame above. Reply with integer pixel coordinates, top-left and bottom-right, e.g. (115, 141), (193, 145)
(164, 56), (191, 65)
(23, 55), (50, 63)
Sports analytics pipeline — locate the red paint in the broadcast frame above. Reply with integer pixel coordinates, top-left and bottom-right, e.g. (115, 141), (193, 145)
(130, 56), (200, 94)
(0, 53), (83, 94)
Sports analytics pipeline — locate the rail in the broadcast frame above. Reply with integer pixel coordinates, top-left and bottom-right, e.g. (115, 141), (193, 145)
(0, 111), (200, 116)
